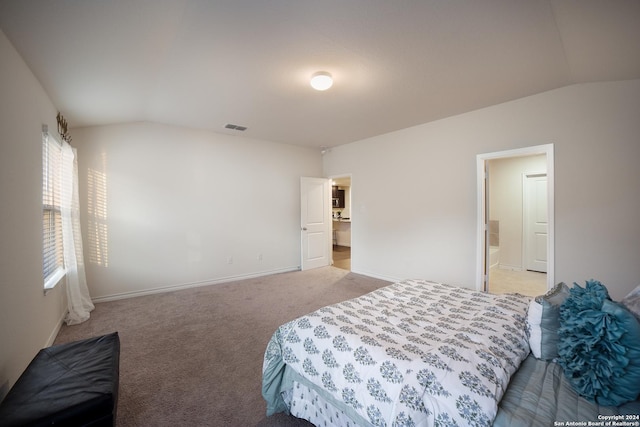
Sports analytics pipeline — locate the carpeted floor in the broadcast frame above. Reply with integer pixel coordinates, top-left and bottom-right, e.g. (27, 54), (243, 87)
(54, 266), (391, 426)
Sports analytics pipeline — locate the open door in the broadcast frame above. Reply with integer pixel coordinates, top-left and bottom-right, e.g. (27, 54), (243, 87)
(476, 144), (554, 292)
(300, 177), (331, 270)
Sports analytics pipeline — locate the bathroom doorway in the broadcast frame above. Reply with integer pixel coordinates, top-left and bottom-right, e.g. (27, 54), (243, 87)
(476, 145), (554, 295)
(331, 175), (351, 271)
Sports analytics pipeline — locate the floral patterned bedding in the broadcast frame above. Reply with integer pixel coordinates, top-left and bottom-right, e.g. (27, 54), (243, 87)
(262, 279), (531, 426)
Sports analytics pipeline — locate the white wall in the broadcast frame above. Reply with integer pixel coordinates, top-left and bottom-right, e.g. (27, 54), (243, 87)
(0, 30), (68, 398)
(72, 122), (322, 300)
(324, 80), (640, 301)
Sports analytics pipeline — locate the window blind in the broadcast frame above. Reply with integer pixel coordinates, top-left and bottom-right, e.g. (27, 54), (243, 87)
(42, 128), (65, 288)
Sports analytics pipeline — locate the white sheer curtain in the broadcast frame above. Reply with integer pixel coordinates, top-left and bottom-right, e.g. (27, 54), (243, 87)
(60, 141), (94, 325)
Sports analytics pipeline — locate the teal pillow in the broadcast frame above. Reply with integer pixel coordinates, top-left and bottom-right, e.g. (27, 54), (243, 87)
(599, 300), (640, 405)
(558, 280), (640, 406)
(527, 282), (569, 360)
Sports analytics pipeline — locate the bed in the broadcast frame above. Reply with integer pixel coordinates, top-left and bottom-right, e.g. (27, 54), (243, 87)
(262, 279), (640, 426)
(495, 353), (640, 426)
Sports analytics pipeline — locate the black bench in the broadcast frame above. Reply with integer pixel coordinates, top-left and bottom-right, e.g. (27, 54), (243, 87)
(0, 332), (120, 427)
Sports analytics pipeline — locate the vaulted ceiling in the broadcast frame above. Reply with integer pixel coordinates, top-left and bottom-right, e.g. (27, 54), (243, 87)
(1, 1), (639, 148)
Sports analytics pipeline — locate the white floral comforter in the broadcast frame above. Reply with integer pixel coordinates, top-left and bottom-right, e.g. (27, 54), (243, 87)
(262, 280), (531, 426)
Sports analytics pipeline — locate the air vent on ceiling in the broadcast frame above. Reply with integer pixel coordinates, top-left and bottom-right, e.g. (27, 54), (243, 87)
(224, 123), (247, 131)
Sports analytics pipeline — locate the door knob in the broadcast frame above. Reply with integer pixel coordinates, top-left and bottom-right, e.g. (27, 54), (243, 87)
(302, 227), (307, 231)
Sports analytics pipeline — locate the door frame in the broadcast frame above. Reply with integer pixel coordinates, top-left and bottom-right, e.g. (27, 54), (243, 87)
(475, 144), (554, 292)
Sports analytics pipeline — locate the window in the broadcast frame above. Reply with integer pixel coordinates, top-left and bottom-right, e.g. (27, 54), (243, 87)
(42, 128), (65, 289)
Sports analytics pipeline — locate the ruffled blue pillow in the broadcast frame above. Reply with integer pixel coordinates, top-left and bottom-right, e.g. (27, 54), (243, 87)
(558, 280), (640, 406)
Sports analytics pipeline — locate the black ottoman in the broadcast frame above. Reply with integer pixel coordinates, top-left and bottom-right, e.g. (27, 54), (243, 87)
(0, 332), (120, 427)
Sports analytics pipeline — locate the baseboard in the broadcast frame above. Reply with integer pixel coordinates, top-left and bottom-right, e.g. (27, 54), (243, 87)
(350, 268), (401, 284)
(46, 308), (67, 347)
(92, 266), (300, 303)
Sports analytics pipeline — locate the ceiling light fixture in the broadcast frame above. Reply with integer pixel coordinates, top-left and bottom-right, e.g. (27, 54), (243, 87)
(310, 71), (333, 91)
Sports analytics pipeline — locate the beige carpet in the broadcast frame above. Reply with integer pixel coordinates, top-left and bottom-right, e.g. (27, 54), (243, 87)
(54, 267), (390, 426)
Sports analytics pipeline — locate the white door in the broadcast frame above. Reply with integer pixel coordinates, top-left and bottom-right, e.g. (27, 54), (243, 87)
(524, 174), (547, 272)
(300, 177), (331, 271)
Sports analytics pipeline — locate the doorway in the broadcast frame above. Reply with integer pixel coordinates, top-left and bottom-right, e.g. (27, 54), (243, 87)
(476, 145), (554, 295)
(331, 175), (352, 271)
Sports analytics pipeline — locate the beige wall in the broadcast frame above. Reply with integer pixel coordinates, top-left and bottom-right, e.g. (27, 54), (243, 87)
(0, 30), (68, 398)
(324, 80), (640, 301)
(72, 122), (322, 300)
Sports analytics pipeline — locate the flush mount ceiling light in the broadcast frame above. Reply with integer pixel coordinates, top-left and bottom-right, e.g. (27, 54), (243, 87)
(310, 71), (333, 91)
